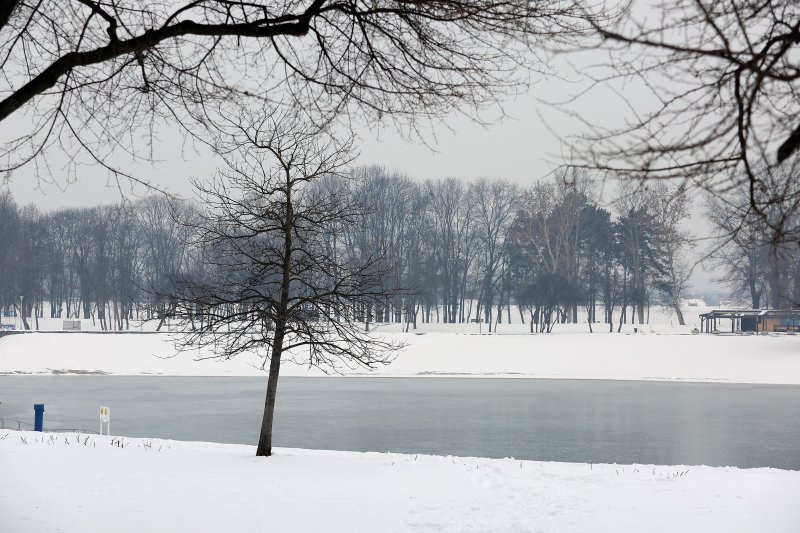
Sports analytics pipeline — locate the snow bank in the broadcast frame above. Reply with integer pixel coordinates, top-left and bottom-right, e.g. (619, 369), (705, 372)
(2, 330), (800, 384)
(1, 430), (797, 533)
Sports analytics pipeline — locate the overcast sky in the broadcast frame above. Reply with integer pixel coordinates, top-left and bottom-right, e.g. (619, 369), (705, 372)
(2, 39), (640, 205)
(4, 82), (581, 208)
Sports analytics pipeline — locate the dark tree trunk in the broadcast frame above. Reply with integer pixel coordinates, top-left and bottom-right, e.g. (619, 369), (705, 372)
(21, 306), (30, 330)
(256, 175), (294, 458)
(673, 304), (685, 326)
(256, 324), (285, 457)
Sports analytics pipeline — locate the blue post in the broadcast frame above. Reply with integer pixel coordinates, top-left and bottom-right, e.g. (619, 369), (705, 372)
(33, 404), (44, 432)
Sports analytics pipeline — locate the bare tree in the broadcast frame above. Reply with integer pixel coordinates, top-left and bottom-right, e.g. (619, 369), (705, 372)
(13, 204), (46, 329)
(510, 176), (587, 332)
(571, 0), (799, 237)
(350, 166), (417, 326)
(614, 182), (659, 326)
(0, 192), (19, 319)
(426, 178), (478, 324)
(168, 115), (401, 457)
(706, 163), (800, 308)
(649, 184), (693, 325)
(472, 178), (519, 330)
(0, 1), (605, 185)
(136, 195), (194, 329)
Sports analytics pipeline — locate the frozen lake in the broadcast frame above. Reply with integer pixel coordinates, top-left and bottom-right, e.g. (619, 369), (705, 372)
(1, 376), (798, 469)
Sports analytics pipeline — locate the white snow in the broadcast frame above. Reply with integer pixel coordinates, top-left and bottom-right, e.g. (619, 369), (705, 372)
(2, 329), (800, 384)
(2, 430), (798, 533)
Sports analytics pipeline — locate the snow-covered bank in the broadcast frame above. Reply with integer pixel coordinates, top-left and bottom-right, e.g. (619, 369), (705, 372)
(1, 430), (797, 533)
(2, 331), (800, 384)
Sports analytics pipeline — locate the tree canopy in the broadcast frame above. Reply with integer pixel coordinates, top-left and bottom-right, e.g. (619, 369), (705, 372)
(0, 1), (605, 184)
(570, 0), (799, 238)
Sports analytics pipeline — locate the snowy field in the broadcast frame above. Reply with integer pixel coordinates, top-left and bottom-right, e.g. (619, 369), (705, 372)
(2, 430), (799, 533)
(2, 329), (800, 384)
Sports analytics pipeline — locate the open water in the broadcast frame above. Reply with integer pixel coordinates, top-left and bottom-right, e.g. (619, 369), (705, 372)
(1, 376), (798, 469)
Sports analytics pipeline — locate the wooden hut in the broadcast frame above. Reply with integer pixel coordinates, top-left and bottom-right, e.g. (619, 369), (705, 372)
(756, 310), (800, 332)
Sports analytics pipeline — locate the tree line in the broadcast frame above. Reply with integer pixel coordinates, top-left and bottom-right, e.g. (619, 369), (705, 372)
(350, 168), (693, 332)
(0, 167), (702, 332)
(0, 193), (193, 330)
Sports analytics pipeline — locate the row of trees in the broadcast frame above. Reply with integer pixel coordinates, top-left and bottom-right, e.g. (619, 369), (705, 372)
(0, 192), (192, 330)
(0, 169), (695, 332)
(15, 154), (800, 338)
(510, 177), (692, 332)
(351, 168), (693, 332)
(19, 165), (800, 337)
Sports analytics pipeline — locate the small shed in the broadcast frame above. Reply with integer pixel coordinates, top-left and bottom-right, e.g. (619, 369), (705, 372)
(757, 310), (800, 333)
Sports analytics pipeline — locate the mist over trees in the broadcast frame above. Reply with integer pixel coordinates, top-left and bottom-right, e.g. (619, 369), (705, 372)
(0, 192), (194, 330)
(1, 167), (705, 331)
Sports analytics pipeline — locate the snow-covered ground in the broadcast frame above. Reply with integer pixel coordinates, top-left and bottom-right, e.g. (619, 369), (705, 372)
(2, 329), (800, 384)
(0, 301), (715, 334)
(2, 430), (798, 533)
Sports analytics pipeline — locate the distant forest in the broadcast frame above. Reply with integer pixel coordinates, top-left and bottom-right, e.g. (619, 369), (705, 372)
(0, 166), (794, 331)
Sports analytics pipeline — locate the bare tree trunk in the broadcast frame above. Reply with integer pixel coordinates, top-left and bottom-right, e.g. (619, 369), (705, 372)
(256, 325), (284, 457)
(18, 301), (30, 330)
(637, 295), (645, 324)
(256, 169), (294, 458)
(673, 304), (685, 326)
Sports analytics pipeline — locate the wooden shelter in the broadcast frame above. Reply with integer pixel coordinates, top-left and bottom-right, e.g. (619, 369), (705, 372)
(699, 309), (800, 333)
(699, 309), (762, 333)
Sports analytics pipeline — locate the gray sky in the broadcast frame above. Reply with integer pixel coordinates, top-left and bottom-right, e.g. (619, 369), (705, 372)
(4, 88), (573, 207)
(2, 41), (629, 207)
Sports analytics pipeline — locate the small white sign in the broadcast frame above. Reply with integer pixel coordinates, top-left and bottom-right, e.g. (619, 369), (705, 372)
(99, 406), (111, 435)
